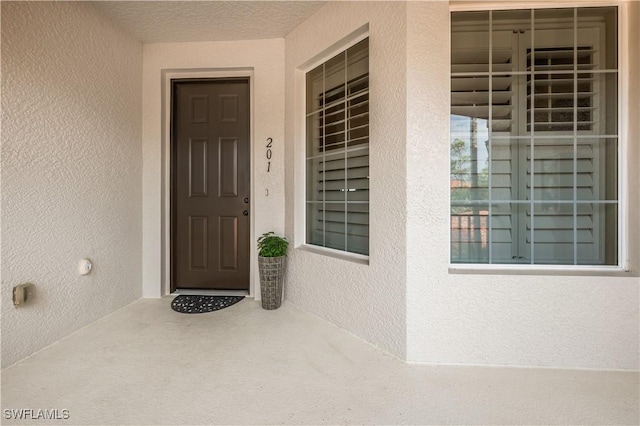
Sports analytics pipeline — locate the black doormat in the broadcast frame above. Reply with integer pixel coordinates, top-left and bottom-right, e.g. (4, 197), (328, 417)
(171, 295), (244, 314)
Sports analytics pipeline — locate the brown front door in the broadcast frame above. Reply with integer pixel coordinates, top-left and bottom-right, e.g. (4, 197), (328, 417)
(171, 79), (250, 291)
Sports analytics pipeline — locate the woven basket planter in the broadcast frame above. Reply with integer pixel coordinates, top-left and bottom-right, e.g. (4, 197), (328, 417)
(258, 255), (286, 310)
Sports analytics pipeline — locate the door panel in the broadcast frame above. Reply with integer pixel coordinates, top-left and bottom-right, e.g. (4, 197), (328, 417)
(219, 137), (238, 197)
(219, 216), (238, 271)
(172, 79), (250, 291)
(189, 216), (208, 270)
(189, 138), (208, 197)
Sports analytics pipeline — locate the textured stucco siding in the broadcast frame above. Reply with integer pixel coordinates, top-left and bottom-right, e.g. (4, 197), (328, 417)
(284, 0), (637, 369)
(405, 1), (639, 370)
(284, 1), (408, 359)
(141, 39), (285, 298)
(2, 0), (636, 372)
(1, 2), (143, 368)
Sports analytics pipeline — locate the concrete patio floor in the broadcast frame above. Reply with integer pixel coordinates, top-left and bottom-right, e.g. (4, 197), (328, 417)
(1, 298), (638, 425)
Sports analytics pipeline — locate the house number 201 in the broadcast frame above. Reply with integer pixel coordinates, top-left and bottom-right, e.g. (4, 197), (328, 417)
(266, 137), (273, 172)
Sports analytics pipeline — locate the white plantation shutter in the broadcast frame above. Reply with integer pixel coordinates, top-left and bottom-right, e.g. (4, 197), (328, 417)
(451, 30), (516, 131)
(522, 27), (608, 264)
(451, 29), (517, 262)
(451, 8), (618, 265)
(306, 38), (369, 255)
(522, 139), (602, 263)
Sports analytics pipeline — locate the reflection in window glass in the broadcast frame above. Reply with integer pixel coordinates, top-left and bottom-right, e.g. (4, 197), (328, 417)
(306, 38), (370, 255)
(450, 7), (618, 266)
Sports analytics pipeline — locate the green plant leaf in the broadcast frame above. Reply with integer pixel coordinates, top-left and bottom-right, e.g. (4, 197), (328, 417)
(257, 232), (289, 257)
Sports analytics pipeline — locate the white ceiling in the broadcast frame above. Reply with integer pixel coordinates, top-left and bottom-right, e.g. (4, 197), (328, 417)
(93, 1), (327, 43)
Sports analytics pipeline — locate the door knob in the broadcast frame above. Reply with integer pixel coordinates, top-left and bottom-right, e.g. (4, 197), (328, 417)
(242, 210), (249, 216)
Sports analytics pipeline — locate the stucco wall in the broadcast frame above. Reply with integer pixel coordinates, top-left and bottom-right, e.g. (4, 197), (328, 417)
(405, 1), (639, 370)
(142, 39), (285, 298)
(284, 1), (408, 359)
(1, 2), (143, 368)
(284, 0), (637, 369)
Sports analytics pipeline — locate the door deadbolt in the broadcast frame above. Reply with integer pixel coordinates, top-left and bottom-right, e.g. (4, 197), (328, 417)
(242, 210), (249, 216)
(243, 197), (249, 204)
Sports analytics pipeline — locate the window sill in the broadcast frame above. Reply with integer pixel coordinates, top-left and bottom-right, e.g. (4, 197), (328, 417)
(449, 264), (638, 277)
(297, 244), (369, 265)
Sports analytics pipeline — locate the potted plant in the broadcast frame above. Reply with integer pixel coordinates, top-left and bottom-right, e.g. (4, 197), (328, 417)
(257, 232), (289, 310)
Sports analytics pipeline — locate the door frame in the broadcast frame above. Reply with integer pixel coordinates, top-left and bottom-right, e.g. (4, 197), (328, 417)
(161, 68), (255, 297)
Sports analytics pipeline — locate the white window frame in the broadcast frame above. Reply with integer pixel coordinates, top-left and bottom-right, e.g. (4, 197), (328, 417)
(448, 1), (630, 274)
(294, 26), (370, 263)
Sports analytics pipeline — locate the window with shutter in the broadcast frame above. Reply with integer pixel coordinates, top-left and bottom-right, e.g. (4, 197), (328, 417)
(450, 7), (618, 266)
(306, 38), (369, 255)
